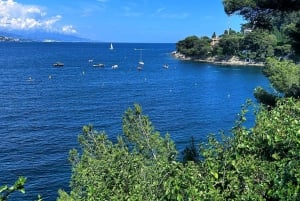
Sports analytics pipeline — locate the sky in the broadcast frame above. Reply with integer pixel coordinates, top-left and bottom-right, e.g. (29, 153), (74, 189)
(0, 0), (245, 43)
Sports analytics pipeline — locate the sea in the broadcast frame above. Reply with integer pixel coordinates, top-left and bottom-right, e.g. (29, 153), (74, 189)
(0, 42), (269, 200)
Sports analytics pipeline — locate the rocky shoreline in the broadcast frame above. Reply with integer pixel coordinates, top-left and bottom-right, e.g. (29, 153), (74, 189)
(172, 51), (265, 67)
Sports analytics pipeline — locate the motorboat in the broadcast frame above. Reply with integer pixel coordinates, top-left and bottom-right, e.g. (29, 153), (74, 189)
(93, 63), (105, 67)
(112, 64), (118, 69)
(53, 62), (64, 67)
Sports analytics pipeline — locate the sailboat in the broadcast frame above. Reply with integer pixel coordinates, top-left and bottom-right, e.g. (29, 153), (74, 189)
(137, 49), (144, 70)
(109, 43), (114, 50)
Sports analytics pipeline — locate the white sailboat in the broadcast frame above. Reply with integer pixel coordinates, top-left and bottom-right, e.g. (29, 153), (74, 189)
(109, 43), (114, 50)
(137, 49), (144, 70)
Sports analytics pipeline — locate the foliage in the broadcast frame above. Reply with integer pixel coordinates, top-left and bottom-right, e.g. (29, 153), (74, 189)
(222, 0), (300, 56)
(182, 136), (199, 164)
(254, 57), (300, 106)
(263, 58), (300, 97)
(216, 33), (243, 57)
(122, 104), (177, 161)
(58, 105), (195, 201)
(198, 98), (300, 200)
(223, 0), (300, 29)
(0, 177), (43, 201)
(176, 29), (283, 62)
(57, 98), (300, 200)
(176, 1), (300, 60)
(288, 21), (300, 56)
(254, 86), (278, 107)
(0, 177), (26, 201)
(242, 30), (277, 61)
(212, 32), (216, 39)
(176, 36), (212, 58)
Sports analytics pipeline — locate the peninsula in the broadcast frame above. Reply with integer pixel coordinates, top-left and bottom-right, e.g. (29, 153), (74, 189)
(174, 27), (295, 67)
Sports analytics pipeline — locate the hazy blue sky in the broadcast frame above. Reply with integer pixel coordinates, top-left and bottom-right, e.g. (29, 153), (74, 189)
(0, 0), (244, 42)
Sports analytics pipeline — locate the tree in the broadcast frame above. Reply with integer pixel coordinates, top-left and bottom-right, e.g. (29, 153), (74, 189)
(222, 0), (300, 55)
(263, 58), (300, 97)
(57, 99), (300, 200)
(254, 57), (300, 106)
(288, 22), (300, 56)
(223, 0), (300, 15)
(0, 177), (26, 201)
(198, 98), (300, 200)
(57, 105), (189, 201)
(0, 178), (42, 201)
(217, 33), (243, 56)
(241, 30), (277, 61)
(182, 136), (199, 163)
(122, 104), (177, 161)
(212, 32), (216, 39)
(176, 36), (212, 58)
(176, 35), (200, 57)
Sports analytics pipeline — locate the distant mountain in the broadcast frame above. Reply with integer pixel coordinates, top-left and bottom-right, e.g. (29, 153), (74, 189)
(0, 30), (91, 42)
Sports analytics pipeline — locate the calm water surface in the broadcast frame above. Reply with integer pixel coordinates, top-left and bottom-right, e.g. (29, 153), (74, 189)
(0, 42), (269, 200)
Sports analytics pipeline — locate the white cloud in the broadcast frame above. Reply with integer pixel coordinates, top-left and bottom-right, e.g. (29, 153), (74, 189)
(0, 0), (77, 34)
(62, 25), (77, 34)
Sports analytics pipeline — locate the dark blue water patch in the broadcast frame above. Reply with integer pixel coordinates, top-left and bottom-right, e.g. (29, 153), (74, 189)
(0, 42), (269, 200)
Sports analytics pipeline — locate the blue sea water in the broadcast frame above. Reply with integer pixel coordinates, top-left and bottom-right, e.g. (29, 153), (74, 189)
(0, 42), (269, 200)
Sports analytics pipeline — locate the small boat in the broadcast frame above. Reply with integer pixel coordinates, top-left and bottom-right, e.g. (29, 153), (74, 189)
(88, 59), (94, 63)
(53, 62), (64, 67)
(137, 49), (144, 70)
(93, 63), (105, 67)
(137, 62), (144, 70)
(137, 65), (143, 71)
(109, 43), (114, 50)
(112, 64), (118, 69)
(163, 64), (169, 69)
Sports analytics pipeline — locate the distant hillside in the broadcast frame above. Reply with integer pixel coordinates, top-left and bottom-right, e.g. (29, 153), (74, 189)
(0, 35), (21, 42)
(0, 31), (91, 42)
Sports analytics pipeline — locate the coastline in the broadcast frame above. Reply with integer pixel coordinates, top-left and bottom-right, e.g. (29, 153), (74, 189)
(172, 51), (265, 67)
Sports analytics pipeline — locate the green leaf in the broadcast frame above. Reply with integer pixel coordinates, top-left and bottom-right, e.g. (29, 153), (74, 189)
(210, 171), (219, 179)
(271, 153), (280, 160)
(0, 185), (8, 193)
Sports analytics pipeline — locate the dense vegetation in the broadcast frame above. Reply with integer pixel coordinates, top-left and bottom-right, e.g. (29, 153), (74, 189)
(56, 100), (299, 200)
(177, 1), (300, 62)
(176, 23), (300, 62)
(2, 0), (300, 200)
(176, 29), (282, 62)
